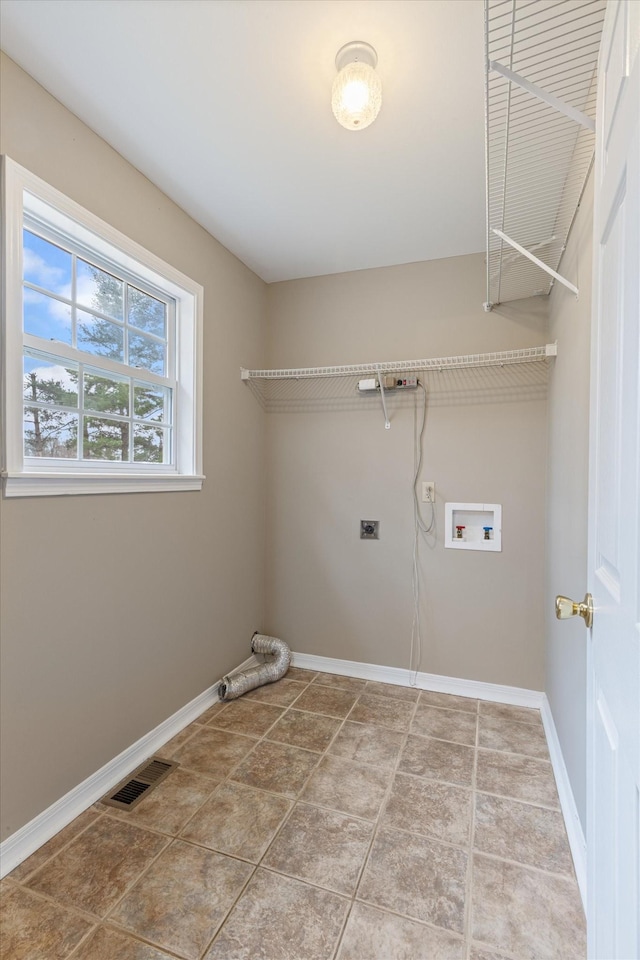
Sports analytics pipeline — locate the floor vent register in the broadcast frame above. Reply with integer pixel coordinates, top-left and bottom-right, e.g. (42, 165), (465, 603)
(101, 757), (178, 811)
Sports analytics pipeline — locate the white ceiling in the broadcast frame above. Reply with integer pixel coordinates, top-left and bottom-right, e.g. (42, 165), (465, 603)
(0, 0), (487, 283)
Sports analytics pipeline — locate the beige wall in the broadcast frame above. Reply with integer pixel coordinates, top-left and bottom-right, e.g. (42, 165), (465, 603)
(545, 176), (593, 831)
(0, 54), (267, 838)
(1, 50), (583, 845)
(265, 256), (549, 688)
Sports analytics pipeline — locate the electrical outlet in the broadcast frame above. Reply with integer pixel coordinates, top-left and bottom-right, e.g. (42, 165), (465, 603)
(422, 481), (435, 503)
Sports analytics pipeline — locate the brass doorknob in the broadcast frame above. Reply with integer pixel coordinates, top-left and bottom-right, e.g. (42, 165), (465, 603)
(555, 593), (593, 628)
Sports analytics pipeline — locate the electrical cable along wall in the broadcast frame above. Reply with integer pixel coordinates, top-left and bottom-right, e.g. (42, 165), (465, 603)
(410, 378), (435, 681)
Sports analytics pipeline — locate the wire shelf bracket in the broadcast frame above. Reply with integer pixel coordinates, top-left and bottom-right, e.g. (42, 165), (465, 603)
(492, 228), (579, 297)
(488, 60), (596, 132)
(484, 0), (607, 310)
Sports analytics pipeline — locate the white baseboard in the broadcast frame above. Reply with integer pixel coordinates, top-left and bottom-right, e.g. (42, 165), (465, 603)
(0, 655), (255, 879)
(540, 693), (587, 910)
(291, 651), (545, 708)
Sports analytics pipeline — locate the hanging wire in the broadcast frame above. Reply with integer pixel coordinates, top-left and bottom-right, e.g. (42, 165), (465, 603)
(409, 380), (435, 685)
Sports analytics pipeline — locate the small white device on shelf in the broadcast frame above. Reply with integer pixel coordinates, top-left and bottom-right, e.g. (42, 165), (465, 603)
(444, 503), (502, 552)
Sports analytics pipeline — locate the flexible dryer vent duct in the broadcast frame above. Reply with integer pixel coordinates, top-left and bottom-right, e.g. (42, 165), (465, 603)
(219, 634), (291, 701)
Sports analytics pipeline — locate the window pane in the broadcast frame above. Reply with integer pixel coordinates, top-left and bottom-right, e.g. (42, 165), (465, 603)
(24, 406), (78, 458)
(23, 230), (72, 297)
(23, 289), (72, 344)
(77, 310), (124, 362)
(128, 286), (166, 337)
(77, 259), (124, 320)
(23, 354), (78, 407)
(129, 331), (165, 375)
(133, 424), (168, 463)
(133, 382), (171, 423)
(83, 416), (130, 461)
(84, 370), (130, 417)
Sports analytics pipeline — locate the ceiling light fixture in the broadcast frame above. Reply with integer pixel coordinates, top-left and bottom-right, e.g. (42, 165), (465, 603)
(331, 41), (382, 131)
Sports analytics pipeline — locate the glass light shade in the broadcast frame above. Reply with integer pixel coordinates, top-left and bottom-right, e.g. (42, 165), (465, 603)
(331, 60), (382, 131)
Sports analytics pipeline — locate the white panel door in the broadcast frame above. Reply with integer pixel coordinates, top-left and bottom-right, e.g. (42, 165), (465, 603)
(587, 2), (640, 957)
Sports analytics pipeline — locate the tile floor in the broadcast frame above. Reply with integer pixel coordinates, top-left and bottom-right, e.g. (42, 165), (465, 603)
(1, 669), (586, 960)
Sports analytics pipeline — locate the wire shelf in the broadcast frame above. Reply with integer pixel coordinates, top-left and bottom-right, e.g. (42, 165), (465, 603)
(242, 344), (554, 381)
(241, 344), (556, 412)
(485, 0), (606, 307)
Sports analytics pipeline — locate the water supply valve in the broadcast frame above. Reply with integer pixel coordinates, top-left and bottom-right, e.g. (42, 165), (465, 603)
(445, 503), (502, 552)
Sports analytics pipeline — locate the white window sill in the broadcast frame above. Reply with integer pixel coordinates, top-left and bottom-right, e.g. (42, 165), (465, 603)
(2, 472), (205, 498)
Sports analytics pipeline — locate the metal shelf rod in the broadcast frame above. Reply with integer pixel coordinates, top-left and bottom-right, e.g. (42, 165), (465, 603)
(492, 229), (578, 295)
(489, 60), (595, 129)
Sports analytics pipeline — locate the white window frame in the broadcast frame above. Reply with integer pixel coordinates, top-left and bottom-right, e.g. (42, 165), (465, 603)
(1, 156), (204, 497)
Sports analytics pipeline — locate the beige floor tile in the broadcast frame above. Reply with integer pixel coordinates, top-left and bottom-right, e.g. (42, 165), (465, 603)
(159, 722), (202, 757)
(204, 868), (349, 960)
(181, 781), (292, 861)
(242, 677), (308, 706)
(102, 767), (218, 836)
(328, 721), (404, 769)
(71, 924), (173, 959)
(110, 839), (253, 960)
(25, 818), (168, 917)
(477, 715), (549, 760)
(348, 693), (415, 732)
(262, 802), (373, 896)
(358, 828), (468, 933)
(284, 666), (317, 682)
(337, 902), (466, 960)
(267, 708), (341, 752)
(471, 854), (586, 959)
(8, 808), (100, 882)
(476, 749), (559, 808)
(301, 755), (391, 820)
(419, 691), (479, 714)
(469, 948), (515, 960)
(6, 681), (584, 960)
(410, 706), (477, 745)
(399, 735), (475, 786)
(293, 684), (360, 718)
(474, 793), (573, 875)
(312, 673), (368, 693)
(363, 680), (420, 702)
(231, 739), (319, 797)
(381, 774), (472, 847)
(0, 882), (93, 960)
(478, 701), (543, 726)
(172, 725), (257, 779)
(197, 701), (226, 724)
(208, 699), (284, 737)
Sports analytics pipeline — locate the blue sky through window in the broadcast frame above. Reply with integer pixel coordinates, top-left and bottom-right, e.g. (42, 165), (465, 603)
(23, 230), (71, 295)
(23, 288), (72, 343)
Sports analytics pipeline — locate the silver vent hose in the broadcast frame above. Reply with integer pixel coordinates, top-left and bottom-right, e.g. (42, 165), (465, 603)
(219, 634), (291, 701)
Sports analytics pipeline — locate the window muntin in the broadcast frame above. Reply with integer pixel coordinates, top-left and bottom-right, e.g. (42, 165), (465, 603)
(22, 225), (174, 467)
(22, 346), (174, 465)
(2, 156), (203, 496)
